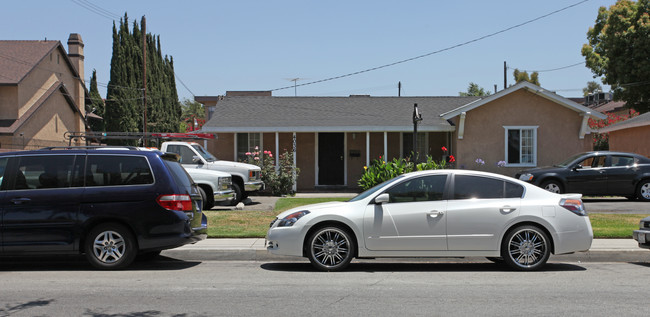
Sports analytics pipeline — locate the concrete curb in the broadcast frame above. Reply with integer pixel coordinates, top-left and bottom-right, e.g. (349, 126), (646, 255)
(161, 238), (650, 263)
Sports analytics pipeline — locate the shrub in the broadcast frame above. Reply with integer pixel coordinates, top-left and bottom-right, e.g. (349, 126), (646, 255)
(242, 148), (299, 196)
(358, 155), (448, 191)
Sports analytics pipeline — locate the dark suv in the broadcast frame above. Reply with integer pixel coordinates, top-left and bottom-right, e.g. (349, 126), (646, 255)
(0, 147), (207, 269)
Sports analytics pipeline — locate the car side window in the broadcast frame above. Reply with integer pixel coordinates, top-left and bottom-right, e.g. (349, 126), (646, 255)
(454, 175), (524, 199)
(610, 156), (635, 167)
(8, 155), (77, 190)
(577, 156), (606, 168)
(0, 157), (8, 190)
(385, 175), (447, 203)
(86, 155), (153, 186)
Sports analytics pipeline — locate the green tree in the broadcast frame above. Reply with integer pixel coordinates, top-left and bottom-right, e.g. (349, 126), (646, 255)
(582, 0), (650, 113)
(180, 98), (206, 132)
(459, 82), (492, 96)
(104, 14), (180, 144)
(87, 69), (105, 131)
(583, 81), (603, 96)
(513, 69), (540, 85)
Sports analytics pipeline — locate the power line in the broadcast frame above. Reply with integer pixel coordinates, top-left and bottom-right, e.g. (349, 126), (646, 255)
(508, 61), (585, 73)
(270, 0), (591, 92)
(69, 0), (120, 21)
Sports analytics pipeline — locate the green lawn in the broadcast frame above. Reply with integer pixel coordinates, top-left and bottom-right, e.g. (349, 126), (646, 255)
(206, 197), (642, 239)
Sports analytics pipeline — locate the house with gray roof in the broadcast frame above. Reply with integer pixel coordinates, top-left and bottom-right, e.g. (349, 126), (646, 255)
(198, 81), (606, 191)
(0, 34), (88, 151)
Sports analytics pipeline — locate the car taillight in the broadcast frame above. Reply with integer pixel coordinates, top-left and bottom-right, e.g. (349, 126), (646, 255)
(157, 194), (192, 211)
(560, 198), (587, 216)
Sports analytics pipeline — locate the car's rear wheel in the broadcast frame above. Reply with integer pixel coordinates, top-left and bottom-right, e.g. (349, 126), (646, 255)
(84, 223), (137, 270)
(307, 226), (355, 272)
(636, 179), (650, 202)
(541, 180), (563, 194)
(501, 225), (550, 271)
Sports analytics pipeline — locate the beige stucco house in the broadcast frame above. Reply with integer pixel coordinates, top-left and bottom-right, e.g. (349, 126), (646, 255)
(197, 81), (606, 191)
(0, 34), (87, 151)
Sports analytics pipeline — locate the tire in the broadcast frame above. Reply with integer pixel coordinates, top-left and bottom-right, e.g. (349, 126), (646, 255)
(307, 226), (355, 272)
(540, 180), (563, 194)
(84, 223), (137, 270)
(637, 179), (650, 202)
(198, 186), (214, 210)
(230, 182), (243, 206)
(501, 225), (550, 271)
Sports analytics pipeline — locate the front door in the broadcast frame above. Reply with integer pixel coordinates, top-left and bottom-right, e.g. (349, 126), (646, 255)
(318, 133), (344, 185)
(363, 175), (449, 251)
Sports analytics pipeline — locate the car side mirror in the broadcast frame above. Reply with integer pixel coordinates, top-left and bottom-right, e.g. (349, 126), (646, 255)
(192, 156), (203, 164)
(374, 193), (389, 204)
(573, 164), (583, 171)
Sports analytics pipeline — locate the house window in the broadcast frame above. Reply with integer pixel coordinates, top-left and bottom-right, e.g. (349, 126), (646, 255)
(236, 133), (261, 161)
(504, 126), (537, 166)
(402, 132), (428, 158)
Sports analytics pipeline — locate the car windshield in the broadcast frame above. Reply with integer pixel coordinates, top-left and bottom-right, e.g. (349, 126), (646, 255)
(191, 144), (218, 162)
(555, 152), (588, 167)
(348, 175), (405, 202)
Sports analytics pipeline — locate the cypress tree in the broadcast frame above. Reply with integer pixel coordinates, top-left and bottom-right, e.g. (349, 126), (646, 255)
(87, 69), (105, 131)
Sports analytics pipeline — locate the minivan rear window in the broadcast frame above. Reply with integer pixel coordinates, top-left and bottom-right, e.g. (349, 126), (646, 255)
(163, 158), (193, 192)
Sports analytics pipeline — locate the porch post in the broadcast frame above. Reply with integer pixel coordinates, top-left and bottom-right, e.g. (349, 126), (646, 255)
(292, 132), (297, 192)
(366, 132), (370, 167)
(384, 132), (388, 160)
(275, 132), (279, 168)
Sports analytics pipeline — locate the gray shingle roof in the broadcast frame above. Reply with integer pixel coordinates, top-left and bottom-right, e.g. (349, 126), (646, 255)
(201, 96), (480, 133)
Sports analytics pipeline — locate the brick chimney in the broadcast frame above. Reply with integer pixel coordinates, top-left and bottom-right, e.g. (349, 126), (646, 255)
(67, 33), (86, 134)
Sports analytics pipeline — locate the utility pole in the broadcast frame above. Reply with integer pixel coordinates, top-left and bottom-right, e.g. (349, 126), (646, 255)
(412, 103), (422, 161)
(504, 61), (507, 90)
(143, 16), (147, 146)
(398, 81), (401, 97)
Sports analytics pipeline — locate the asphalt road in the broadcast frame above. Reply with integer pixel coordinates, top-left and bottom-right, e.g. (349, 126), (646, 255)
(1, 259), (648, 317)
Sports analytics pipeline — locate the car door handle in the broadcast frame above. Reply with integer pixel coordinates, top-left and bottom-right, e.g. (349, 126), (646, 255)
(11, 198), (31, 205)
(428, 211), (444, 218)
(500, 206), (517, 213)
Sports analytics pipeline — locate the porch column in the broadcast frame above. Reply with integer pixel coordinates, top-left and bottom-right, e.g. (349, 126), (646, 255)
(292, 132), (297, 192)
(384, 132), (388, 159)
(366, 132), (370, 167)
(275, 132), (279, 168)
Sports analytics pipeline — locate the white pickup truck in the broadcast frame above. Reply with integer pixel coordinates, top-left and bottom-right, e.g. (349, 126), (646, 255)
(161, 141), (264, 205)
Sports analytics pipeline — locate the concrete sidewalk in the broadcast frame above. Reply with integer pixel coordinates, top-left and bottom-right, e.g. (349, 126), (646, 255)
(161, 238), (649, 263)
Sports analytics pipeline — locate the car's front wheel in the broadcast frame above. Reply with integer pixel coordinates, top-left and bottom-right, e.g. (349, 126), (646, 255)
(636, 179), (650, 202)
(307, 226), (355, 272)
(540, 180), (563, 194)
(501, 225), (550, 271)
(198, 187), (214, 210)
(84, 223), (137, 270)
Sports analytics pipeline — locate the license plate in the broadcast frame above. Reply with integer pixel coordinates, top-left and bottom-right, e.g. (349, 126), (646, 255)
(639, 233), (646, 244)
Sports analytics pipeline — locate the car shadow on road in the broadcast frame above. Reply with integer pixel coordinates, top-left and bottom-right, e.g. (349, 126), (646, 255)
(260, 260), (586, 273)
(0, 255), (201, 271)
(629, 262), (650, 268)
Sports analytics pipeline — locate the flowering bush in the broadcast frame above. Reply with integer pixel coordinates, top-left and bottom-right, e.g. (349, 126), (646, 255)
(358, 153), (448, 191)
(588, 110), (639, 150)
(242, 148), (299, 196)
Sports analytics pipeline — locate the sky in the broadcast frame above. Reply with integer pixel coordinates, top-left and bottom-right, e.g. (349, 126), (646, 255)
(1, 0), (617, 101)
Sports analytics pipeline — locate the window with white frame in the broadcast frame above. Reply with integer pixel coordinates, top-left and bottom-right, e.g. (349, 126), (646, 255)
(402, 132), (428, 158)
(504, 126), (537, 166)
(236, 133), (261, 161)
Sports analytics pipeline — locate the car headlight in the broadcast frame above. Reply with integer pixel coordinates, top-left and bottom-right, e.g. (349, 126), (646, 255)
(277, 210), (310, 227)
(518, 173), (534, 181)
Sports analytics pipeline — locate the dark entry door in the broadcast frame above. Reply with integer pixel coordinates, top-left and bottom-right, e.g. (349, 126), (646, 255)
(318, 133), (344, 185)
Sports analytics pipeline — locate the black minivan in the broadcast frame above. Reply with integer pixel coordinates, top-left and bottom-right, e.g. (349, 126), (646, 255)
(0, 147), (207, 269)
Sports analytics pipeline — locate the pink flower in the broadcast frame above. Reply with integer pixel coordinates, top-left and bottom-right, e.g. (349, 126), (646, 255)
(245, 152), (251, 156)
(254, 157), (259, 160)
(269, 154), (273, 158)
(254, 146), (259, 150)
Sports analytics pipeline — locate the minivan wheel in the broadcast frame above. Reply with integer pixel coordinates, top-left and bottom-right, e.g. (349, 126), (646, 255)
(307, 226), (355, 272)
(85, 223), (137, 270)
(637, 180), (650, 202)
(501, 225), (550, 271)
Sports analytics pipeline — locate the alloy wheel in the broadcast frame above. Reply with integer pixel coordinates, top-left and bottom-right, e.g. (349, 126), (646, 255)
(309, 227), (353, 271)
(92, 230), (126, 264)
(505, 227), (549, 270)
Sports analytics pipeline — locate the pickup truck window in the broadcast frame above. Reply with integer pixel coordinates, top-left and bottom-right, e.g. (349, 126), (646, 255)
(191, 144), (217, 162)
(167, 145), (197, 164)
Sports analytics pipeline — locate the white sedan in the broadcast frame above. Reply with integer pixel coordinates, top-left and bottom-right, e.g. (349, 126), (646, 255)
(266, 170), (593, 271)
